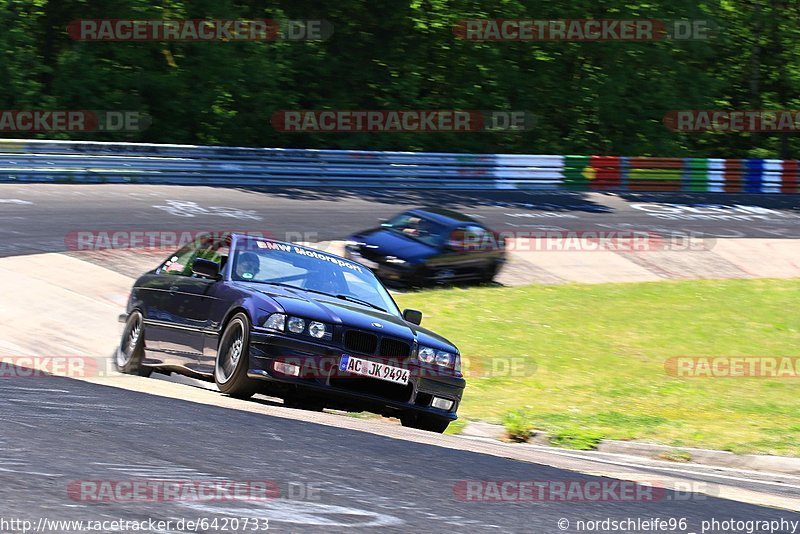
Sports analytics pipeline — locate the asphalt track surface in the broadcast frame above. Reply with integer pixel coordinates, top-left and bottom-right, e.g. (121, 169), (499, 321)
(2, 184), (800, 532)
(2, 373), (799, 533)
(0, 184), (799, 256)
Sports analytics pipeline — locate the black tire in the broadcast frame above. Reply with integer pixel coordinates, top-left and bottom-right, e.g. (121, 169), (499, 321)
(214, 313), (258, 399)
(115, 311), (152, 377)
(401, 414), (450, 433)
(409, 267), (430, 288)
(481, 262), (500, 283)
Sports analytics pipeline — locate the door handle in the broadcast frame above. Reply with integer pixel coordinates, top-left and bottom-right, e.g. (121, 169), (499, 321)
(169, 285), (179, 294)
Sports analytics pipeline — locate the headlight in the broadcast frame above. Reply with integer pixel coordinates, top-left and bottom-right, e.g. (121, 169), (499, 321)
(418, 346), (436, 364)
(308, 321), (326, 338)
(287, 317), (305, 334)
(435, 350), (454, 368)
(263, 313), (286, 331)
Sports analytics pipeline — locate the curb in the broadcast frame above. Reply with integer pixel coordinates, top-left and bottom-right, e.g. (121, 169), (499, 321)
(458, 422), (800, 476)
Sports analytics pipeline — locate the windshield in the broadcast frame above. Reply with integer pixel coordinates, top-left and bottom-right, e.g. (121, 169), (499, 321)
(382, 212), (449, 247)
(232, 238), (400, 315)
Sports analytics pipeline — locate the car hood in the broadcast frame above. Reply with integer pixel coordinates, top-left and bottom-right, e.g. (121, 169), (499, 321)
(236, 282), (457, 352)
(349, 228), (439, 262)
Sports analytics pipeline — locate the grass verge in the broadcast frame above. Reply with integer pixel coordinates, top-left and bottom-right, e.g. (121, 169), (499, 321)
(396, 279), (800, 456)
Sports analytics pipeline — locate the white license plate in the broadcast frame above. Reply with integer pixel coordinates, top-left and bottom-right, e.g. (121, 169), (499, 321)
(339, 354), (410, 385)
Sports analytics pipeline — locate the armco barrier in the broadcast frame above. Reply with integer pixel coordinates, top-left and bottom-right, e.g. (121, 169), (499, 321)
(0, 139), (797, 192)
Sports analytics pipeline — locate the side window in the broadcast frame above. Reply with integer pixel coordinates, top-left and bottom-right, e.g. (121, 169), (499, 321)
(448, 227), (468, 250)
(464, 225), (496, 251)
(160, 243), (198, 276)
(158, 235), (230, 277)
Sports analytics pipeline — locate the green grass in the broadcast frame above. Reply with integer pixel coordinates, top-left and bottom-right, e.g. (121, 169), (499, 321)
(395, 279), (800, 456)
(502, 409), (535, 442)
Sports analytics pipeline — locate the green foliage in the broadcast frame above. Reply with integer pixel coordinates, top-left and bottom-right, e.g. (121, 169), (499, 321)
(550, 429), (605, 450)
(1, 0), (799, 156)
(502, 409), (534, 442)
(395, 279), (800, 456)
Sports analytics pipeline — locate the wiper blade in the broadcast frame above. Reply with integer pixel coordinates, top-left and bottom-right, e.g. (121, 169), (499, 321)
(334, 294), (387, 313)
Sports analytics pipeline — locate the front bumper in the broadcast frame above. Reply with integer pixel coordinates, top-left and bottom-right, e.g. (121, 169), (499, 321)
(343, 249), (416, 283)
(247, 331), (465, 420)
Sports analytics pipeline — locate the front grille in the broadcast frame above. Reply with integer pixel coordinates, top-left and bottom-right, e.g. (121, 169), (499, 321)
(343, 330), (378, 355)
(379, 338), (411, 359)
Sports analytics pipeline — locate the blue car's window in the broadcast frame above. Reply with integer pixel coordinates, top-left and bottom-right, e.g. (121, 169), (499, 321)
(382, 212), (448, 247)
(232, 239), (400, 315)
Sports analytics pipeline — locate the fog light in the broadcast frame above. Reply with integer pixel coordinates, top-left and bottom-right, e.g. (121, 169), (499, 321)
(274, 361), (300, 376)
(431, 397), (454, 411)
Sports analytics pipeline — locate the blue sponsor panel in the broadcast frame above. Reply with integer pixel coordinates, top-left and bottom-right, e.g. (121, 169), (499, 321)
(744, 159), (764, 193)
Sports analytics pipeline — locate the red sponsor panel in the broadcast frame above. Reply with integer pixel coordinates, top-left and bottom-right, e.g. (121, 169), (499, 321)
(782, 160), (800, 194)
(589, 156), (622, 189)
(723, 159), (744, 192)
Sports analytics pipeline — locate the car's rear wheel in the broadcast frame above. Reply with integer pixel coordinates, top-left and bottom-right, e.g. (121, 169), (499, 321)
(214, 313), (258, 399)
(401, 414), (450, 433)
(481, 262), (501, 283)
(115, 311), (152, 377)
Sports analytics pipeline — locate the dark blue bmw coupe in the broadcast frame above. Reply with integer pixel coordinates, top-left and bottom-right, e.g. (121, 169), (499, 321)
(116, 232), (464, 432)
(344, 208), (506, 287)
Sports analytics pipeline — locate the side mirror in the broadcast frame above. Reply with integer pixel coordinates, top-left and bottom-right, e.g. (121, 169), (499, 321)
(403, 309), (422, 325)
(192, 258), (220, 279)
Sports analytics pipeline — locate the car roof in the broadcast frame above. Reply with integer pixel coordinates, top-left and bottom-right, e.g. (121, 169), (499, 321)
(406, 207), (481, 226)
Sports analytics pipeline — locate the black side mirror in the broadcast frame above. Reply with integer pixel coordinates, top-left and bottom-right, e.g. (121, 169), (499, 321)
(403, 309), (422, 325)
(192, 258), (220, 279)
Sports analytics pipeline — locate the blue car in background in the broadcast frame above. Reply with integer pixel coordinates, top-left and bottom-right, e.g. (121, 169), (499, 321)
(344, 208), (506, 286)
(116, 233), (464, 433)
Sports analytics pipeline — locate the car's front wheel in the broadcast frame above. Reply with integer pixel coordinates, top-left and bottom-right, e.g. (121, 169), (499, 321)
(401, 414), (450, 433)
(214, 313), (258, 399)
(115, 311), (152, 377)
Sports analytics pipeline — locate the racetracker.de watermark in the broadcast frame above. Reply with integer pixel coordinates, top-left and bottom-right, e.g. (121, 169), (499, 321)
(665, 357), (800, 378)
(63, 230), (327, 251)
(454, 19), (715, 41)
(0, 110), (149, 132)
(67, 480), (320, 502)
(453, 479), (710, 502)
(486, 230), (712, 252)
(270, 110), (534, 132)
(0, 356), (112, 379)
(68, 19), (333, 41)
(664, 110), (800, 132)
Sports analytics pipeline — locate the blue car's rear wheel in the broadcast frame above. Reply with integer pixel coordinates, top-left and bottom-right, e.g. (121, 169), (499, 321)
(115, 311), (151, 377)
(214, 313), (257, 399)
